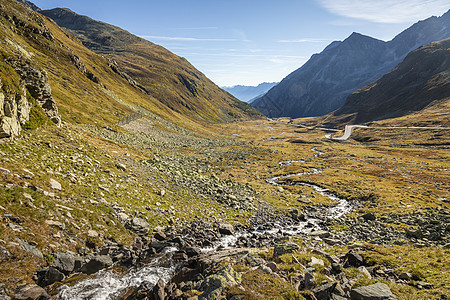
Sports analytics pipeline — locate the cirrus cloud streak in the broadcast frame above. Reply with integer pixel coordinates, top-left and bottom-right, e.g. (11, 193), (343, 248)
(316, 0), (450, 23)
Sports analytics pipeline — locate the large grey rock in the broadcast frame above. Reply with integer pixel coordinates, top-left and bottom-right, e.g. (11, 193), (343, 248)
(350, 283), (396, 300)
(36, 267), (64, 287)
(14, 284), (49, 300)
(128, 217), (149, 235)
(51, 252), (76, 274)
(199, 265), (240, 300)
(218, 223), (234, 235)
(313, 282), (337, 300)
(80, 255), (113, 274)
(273, 242), (300, 257)
(345, 251), (364, 267)
(18, 239), (43, 259)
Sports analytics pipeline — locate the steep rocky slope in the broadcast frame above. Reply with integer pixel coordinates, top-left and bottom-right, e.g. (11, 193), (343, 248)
(252, 10), (450, 118)
(322, 38), (450, 126)
(40, 8), (260, 122)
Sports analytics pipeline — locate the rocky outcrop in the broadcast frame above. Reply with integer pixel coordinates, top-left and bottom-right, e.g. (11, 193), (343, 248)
(0, 80), (30, 138)
(69, 53), (102, 86)
(8, 59), (61, 126)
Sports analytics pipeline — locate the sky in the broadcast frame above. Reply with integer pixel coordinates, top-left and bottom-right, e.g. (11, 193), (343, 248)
(31, 0), (449, 87)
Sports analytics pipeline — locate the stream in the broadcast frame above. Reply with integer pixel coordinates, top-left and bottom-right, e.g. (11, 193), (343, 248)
(56, 148), (355, 299)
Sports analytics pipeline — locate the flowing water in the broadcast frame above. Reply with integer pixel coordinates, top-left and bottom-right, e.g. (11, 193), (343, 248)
(57, 148), (354, 299)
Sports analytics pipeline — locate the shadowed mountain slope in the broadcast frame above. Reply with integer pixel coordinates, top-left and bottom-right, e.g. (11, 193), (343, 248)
(322, 39), (450, 126)
(252, 10), (450, 118)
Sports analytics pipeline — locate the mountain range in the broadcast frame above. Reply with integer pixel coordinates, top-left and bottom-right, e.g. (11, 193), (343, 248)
(252, 9), (450, 119)
(222, 82), (278, 103)
(321, 38), (450, 127)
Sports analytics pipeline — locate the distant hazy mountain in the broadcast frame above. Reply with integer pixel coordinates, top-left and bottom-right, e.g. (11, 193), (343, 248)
(223, 82), (278, 102)
(252, 9), (450, 118)
(323, 38), (450, 125)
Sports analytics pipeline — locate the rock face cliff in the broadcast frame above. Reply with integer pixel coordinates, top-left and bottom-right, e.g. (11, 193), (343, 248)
(325, 39), (450, 125)
(252, 10), (450, 118)
(0, 80), (30, 138)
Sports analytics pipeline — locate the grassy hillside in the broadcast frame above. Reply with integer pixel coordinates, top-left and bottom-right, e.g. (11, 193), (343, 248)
(41, 8), (261, 123)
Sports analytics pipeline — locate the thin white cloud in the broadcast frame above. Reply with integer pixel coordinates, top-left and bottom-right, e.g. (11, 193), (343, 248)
(170, 27), (218, 30)
(317, 0), (450, 23)
(140, 35), (242, 42)
(278, 38), (334, 43)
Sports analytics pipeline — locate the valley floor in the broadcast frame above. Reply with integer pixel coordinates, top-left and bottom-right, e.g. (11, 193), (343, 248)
(0, 117), (449, 299)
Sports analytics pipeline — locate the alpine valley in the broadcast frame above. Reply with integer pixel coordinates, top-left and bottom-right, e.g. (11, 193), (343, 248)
(0, 1), (449, 300)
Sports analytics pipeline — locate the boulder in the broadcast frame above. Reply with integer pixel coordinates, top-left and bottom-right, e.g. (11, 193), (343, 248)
(128, 217), (150, 235)
(80, 255), (113, 275)
(14, 284), (49, 300)
(361, 213), (376, 221)
(150, 279), (165, 300)
(0, 83), (30, 138)
(218, 224), (234, 235)
(345, 251), (364, 267)
(116, 163), (127, 172)
(50, 178), (61, 190)
(51, 252), (76, 274)
(313, 282), (337, 300)
(304, 272), (315, 290)
(153, 231), (167, 241)
(36, 267), (64, 287)
(199, 265), (240, 300)
(310, 256), (325, 267)
(273, 242), (300, 257)
(18, 239), (43, 259)
(350, 283), (396, 300)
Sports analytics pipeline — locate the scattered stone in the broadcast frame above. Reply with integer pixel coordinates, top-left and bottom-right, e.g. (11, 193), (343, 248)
(350, 282), (396, 300)
(45, 220), (65, 230)
(313, 282), (337, 300)
(51, 252), (76, 275)
(0, 168), (10, 175)
(80, 255), (113, 274)
(14, 284), (49, 300)
(50, 178), (62, 190)
(399, 272), (412, 280)
(361, 213), (376, 221)
(358, 266), (372, 279)
(273, 242), (300, 257)
(305, 272), (315, 290)
(218, 223), (234, 235)
(87, 230), (99, 238)
(416, 282), (433, 290)
(116, 163), (127, 172)
(311, 230), (331, 238)
(154, 231), (167, 241)
(266, 261), (278, 272)
(345, 251), (364, 267)
(18, 239), (43, 259)
(36, 267), (65, 287)
(310, 256), (325, 267)
(0, 246), (10, 261)
(128, 217), (150, 235)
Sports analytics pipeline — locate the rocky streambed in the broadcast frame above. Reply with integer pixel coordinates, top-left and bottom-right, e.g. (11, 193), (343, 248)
(46, 153), (362, 299)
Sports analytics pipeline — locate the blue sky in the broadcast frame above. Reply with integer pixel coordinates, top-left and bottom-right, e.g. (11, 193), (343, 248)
(31, 0), (449, 86)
